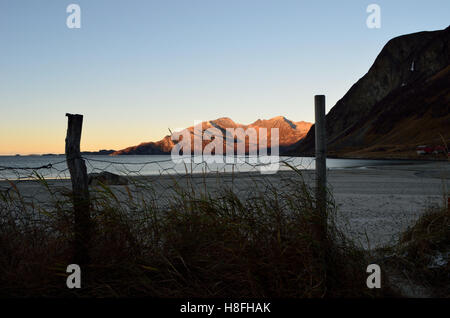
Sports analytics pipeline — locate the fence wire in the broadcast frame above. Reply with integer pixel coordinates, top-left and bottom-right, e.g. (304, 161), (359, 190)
(0, 155), (319, 222)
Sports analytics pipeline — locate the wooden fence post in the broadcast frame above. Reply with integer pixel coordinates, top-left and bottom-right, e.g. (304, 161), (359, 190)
(65, 113), (91, 266)
(314, 95), (327, 242)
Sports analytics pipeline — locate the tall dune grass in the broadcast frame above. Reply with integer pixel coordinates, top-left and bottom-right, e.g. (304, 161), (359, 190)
(0, 169), (388, 297)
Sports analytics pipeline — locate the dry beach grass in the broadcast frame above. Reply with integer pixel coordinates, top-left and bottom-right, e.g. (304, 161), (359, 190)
(0, 161), (448, 297)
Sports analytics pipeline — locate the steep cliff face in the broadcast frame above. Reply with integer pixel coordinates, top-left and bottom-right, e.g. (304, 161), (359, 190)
(328, 64), (450, 157)
(112, 116), (312, 155)
(292, 26), (450, 157)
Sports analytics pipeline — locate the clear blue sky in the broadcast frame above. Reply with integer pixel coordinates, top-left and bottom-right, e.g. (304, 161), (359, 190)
(0, 0), (449, 154)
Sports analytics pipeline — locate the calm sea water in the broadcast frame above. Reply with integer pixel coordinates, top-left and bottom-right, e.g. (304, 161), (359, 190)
(0, 155), (419, 180)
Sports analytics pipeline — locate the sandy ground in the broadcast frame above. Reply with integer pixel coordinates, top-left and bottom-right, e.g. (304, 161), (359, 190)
(1, 161), (448, 250)
(329, 162), (449, 248)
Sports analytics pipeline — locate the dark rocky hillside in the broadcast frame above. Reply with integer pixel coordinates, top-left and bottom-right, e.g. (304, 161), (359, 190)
(290, 26), (450, 158)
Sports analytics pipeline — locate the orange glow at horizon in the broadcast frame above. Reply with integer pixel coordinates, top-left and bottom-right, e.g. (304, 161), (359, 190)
(0, 123), (170, 156)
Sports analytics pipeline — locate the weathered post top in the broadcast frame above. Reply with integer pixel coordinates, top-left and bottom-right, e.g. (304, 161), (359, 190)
(65, 114), (84, 158)
(314, 95), (326, 160)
